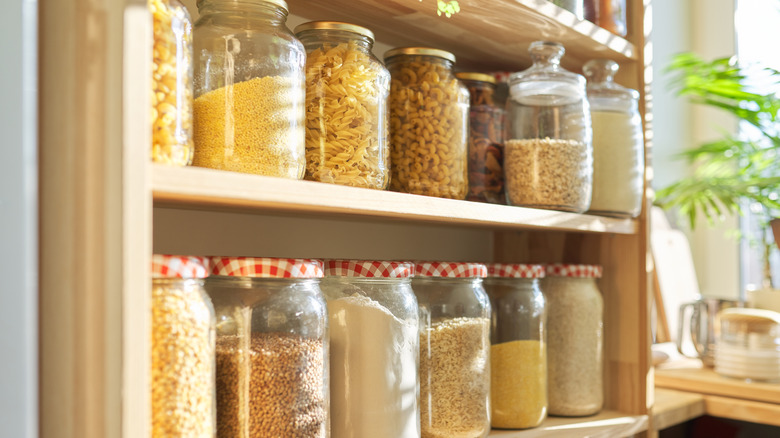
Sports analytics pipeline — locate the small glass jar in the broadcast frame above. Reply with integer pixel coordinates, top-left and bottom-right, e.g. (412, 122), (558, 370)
(715, 308), (780, 382)
(484, 263), (547, 429)
(320, 260), (420, 438)
(541, 264), (604, 417)
(385, 48), (470, 199)
(598, 0), (627, 36)
(413, 262), (491, 438)
(205, 257), (329, 438)
(456, 73), (505, 204)
(151, 255), (216, 438)
(192, 0), (306, 178)
(583, 59), (644, 218)
(295, 22), (391, 190)
(505, 41), (593, 212)
(149, 0), (194, 166)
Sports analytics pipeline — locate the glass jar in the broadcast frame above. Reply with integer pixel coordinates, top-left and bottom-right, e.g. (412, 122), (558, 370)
(598, 0), (627, 36)
(320, 260), (420, 438)
(505, 41), (593, 212)
(192, 0), (306, 178)
(583, 59), (644, 218)
(413, 262), (491, 438)
(205, 257), (329, 438)
(715, 308), (780, 382)
(151, 255), (215, 437)
(550, 0), (584, 20)
(295, 22), (391, 190)
(484, 263), (547, 429)
(541, 264), (604, 417)
(456, 73), (505, 204)
(149, 0), (194, 166)
(385, 48), (469, 199)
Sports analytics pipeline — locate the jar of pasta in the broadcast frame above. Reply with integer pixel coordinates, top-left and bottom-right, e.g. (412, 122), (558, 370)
(385, 48), (469, 199)
(295, 22), (390, 190)
(192, 0), (305, 178)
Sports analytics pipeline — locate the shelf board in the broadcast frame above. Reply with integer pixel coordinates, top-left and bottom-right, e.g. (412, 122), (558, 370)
(152, 165), (637, 234)
(652, 388), (705, 431)
(655, 365), (780, 405)
(488, 410), (648, 437)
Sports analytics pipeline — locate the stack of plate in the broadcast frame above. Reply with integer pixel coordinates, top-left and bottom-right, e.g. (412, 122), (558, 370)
(714, 308), (780, 382)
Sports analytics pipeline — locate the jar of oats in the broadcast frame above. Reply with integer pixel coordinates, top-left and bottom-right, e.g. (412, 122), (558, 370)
(541, 264), (603, 417)
(484, 263), (547, 429)
(192, 0), (305, 178)
(205, 257), (329, 438)
(505, 41), (593, 212)
(151, 254), (215, 438)
(295, 22), (391, 190)
(385, 48), (469, 199)
(413, 261), (491, 438)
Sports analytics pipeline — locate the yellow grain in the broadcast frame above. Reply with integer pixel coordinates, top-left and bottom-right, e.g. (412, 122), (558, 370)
(490, 339), (547, 429)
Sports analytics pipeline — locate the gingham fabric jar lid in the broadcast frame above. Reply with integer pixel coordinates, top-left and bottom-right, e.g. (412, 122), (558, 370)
(210, 257), (324, 278)
(486, 263), (545, 278)
(151, 254), (209, 279)
(325, 260), (414, 278)
(545, 264), (603, 278)
(415, 261), (488, 278)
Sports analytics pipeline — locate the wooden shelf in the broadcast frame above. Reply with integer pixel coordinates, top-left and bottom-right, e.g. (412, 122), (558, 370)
(653, 388), (705, 431)
(487, 410), (648, 437)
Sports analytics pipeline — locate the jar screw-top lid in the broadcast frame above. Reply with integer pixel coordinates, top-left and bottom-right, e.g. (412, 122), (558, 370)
(486, 263), (545, 279)
(583, 59), (619, 83)
(455, 72), (497, 84)
(384, 47), (456, 63)
(545, 263), (603, 278)
(152, 254), (209, 279)
(529, 41), (565, 66)
(294, 21), (375, 42)
(415, 261), (488, 278)
(210, 256), (324, 278)
(324, 260), (414, 278)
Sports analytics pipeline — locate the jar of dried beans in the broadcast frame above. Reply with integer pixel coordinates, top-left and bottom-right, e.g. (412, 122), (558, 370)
(484, 263), (547, 429)
(541, 264), (604, 417)
(192, 0), (306, 178)
(505, 41), (593, 212)
(295, 22), (391, 190)
(385, 48), (469, 199)
(320, 260), (420, 438)
(204, 257), (329, 438)
(413, 261), (491, 438)
(151, 254), (215, 438)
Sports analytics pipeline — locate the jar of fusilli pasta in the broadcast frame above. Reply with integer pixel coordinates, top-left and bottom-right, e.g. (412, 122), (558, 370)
(295, 22), (391, 190)
(385, 48), (469, 199)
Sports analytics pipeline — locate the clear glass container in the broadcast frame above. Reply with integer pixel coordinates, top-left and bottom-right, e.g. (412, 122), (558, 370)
(505, 41), (593, 212)
(484, 263), (547, 429)
(192, 0), (306, 178)
(204, 257), (329, 438)
(584, 59), (644, 218)
(550, 0), (584, 19)
(151, 255), (216, 438)
(413, 262), (491, 438)
(385, 48), (470, 199)
(295, 22), (391, 190)
(715, 308), (780, 382)
(598, 0), (627, 36)
(149, 0), (194, 166)
(320, 260), (420, 438)
(541, 264), (604, 417)
(456, 73), (505, 204)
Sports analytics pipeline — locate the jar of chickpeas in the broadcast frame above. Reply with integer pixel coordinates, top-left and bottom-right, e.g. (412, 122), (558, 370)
(385, 48), (469, 199)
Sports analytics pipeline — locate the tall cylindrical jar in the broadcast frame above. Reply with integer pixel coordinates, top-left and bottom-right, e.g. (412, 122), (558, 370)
(149, 0), (194, 165)
(413, 262), (491, 438)
(205, 257), (329, 438)
(192, 0), (306, 178)
(598, 0), (627, 36)
(484, 263), (547, 429)
(295, 22), (391, 189)
(583, 59), (644, 218)
(542, 264), (604, 417)
(321, 260), (420, 438)
(151, 255), (215, 437)
(504, 41), (593, 212)
(385, 48), (469, 199)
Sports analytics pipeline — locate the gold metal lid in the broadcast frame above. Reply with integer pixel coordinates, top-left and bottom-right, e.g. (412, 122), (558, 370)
(455, 72), (496, 84)
(383, 47), (456, 63)
(197, 0), (288, 13)
(294, 21), (374, 42)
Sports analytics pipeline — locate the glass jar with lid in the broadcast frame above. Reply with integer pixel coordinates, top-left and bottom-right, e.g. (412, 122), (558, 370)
(320, 260), (420, 438)
(541, 264), (603, 417)
(385, 47), (470, 199)
(505, 41), (593, 212)
(151, 254), (216, 438)
(205, 257), (329, 437)
(295, 22), (391, 190)
(484, 263), (547, 429)
(192, 0), (305, 178)
(413, 261), (491, 438)
(715, 308), (780, 382)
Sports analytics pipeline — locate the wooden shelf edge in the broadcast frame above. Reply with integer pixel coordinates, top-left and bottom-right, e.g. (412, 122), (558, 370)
(655, 366), (780, 405)
(488, 410), (648, 437)
(652, 388), (705, 431)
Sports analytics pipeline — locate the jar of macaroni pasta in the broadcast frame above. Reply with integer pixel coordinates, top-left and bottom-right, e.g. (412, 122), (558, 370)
(413, 261), (491, 438)
(192, 0), (305, 178)
(385, 48), (469, 199)
(295, 22), (391, 190)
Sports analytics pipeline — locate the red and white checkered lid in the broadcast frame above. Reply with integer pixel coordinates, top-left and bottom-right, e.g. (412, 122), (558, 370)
(324, 260), (415, 278)
(486, 263), (545, 278)
(151, 254), (209, 279)
(545, 264), (603, 278)
(414, 261), (488, 278)
(210, 257), (324, 278)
